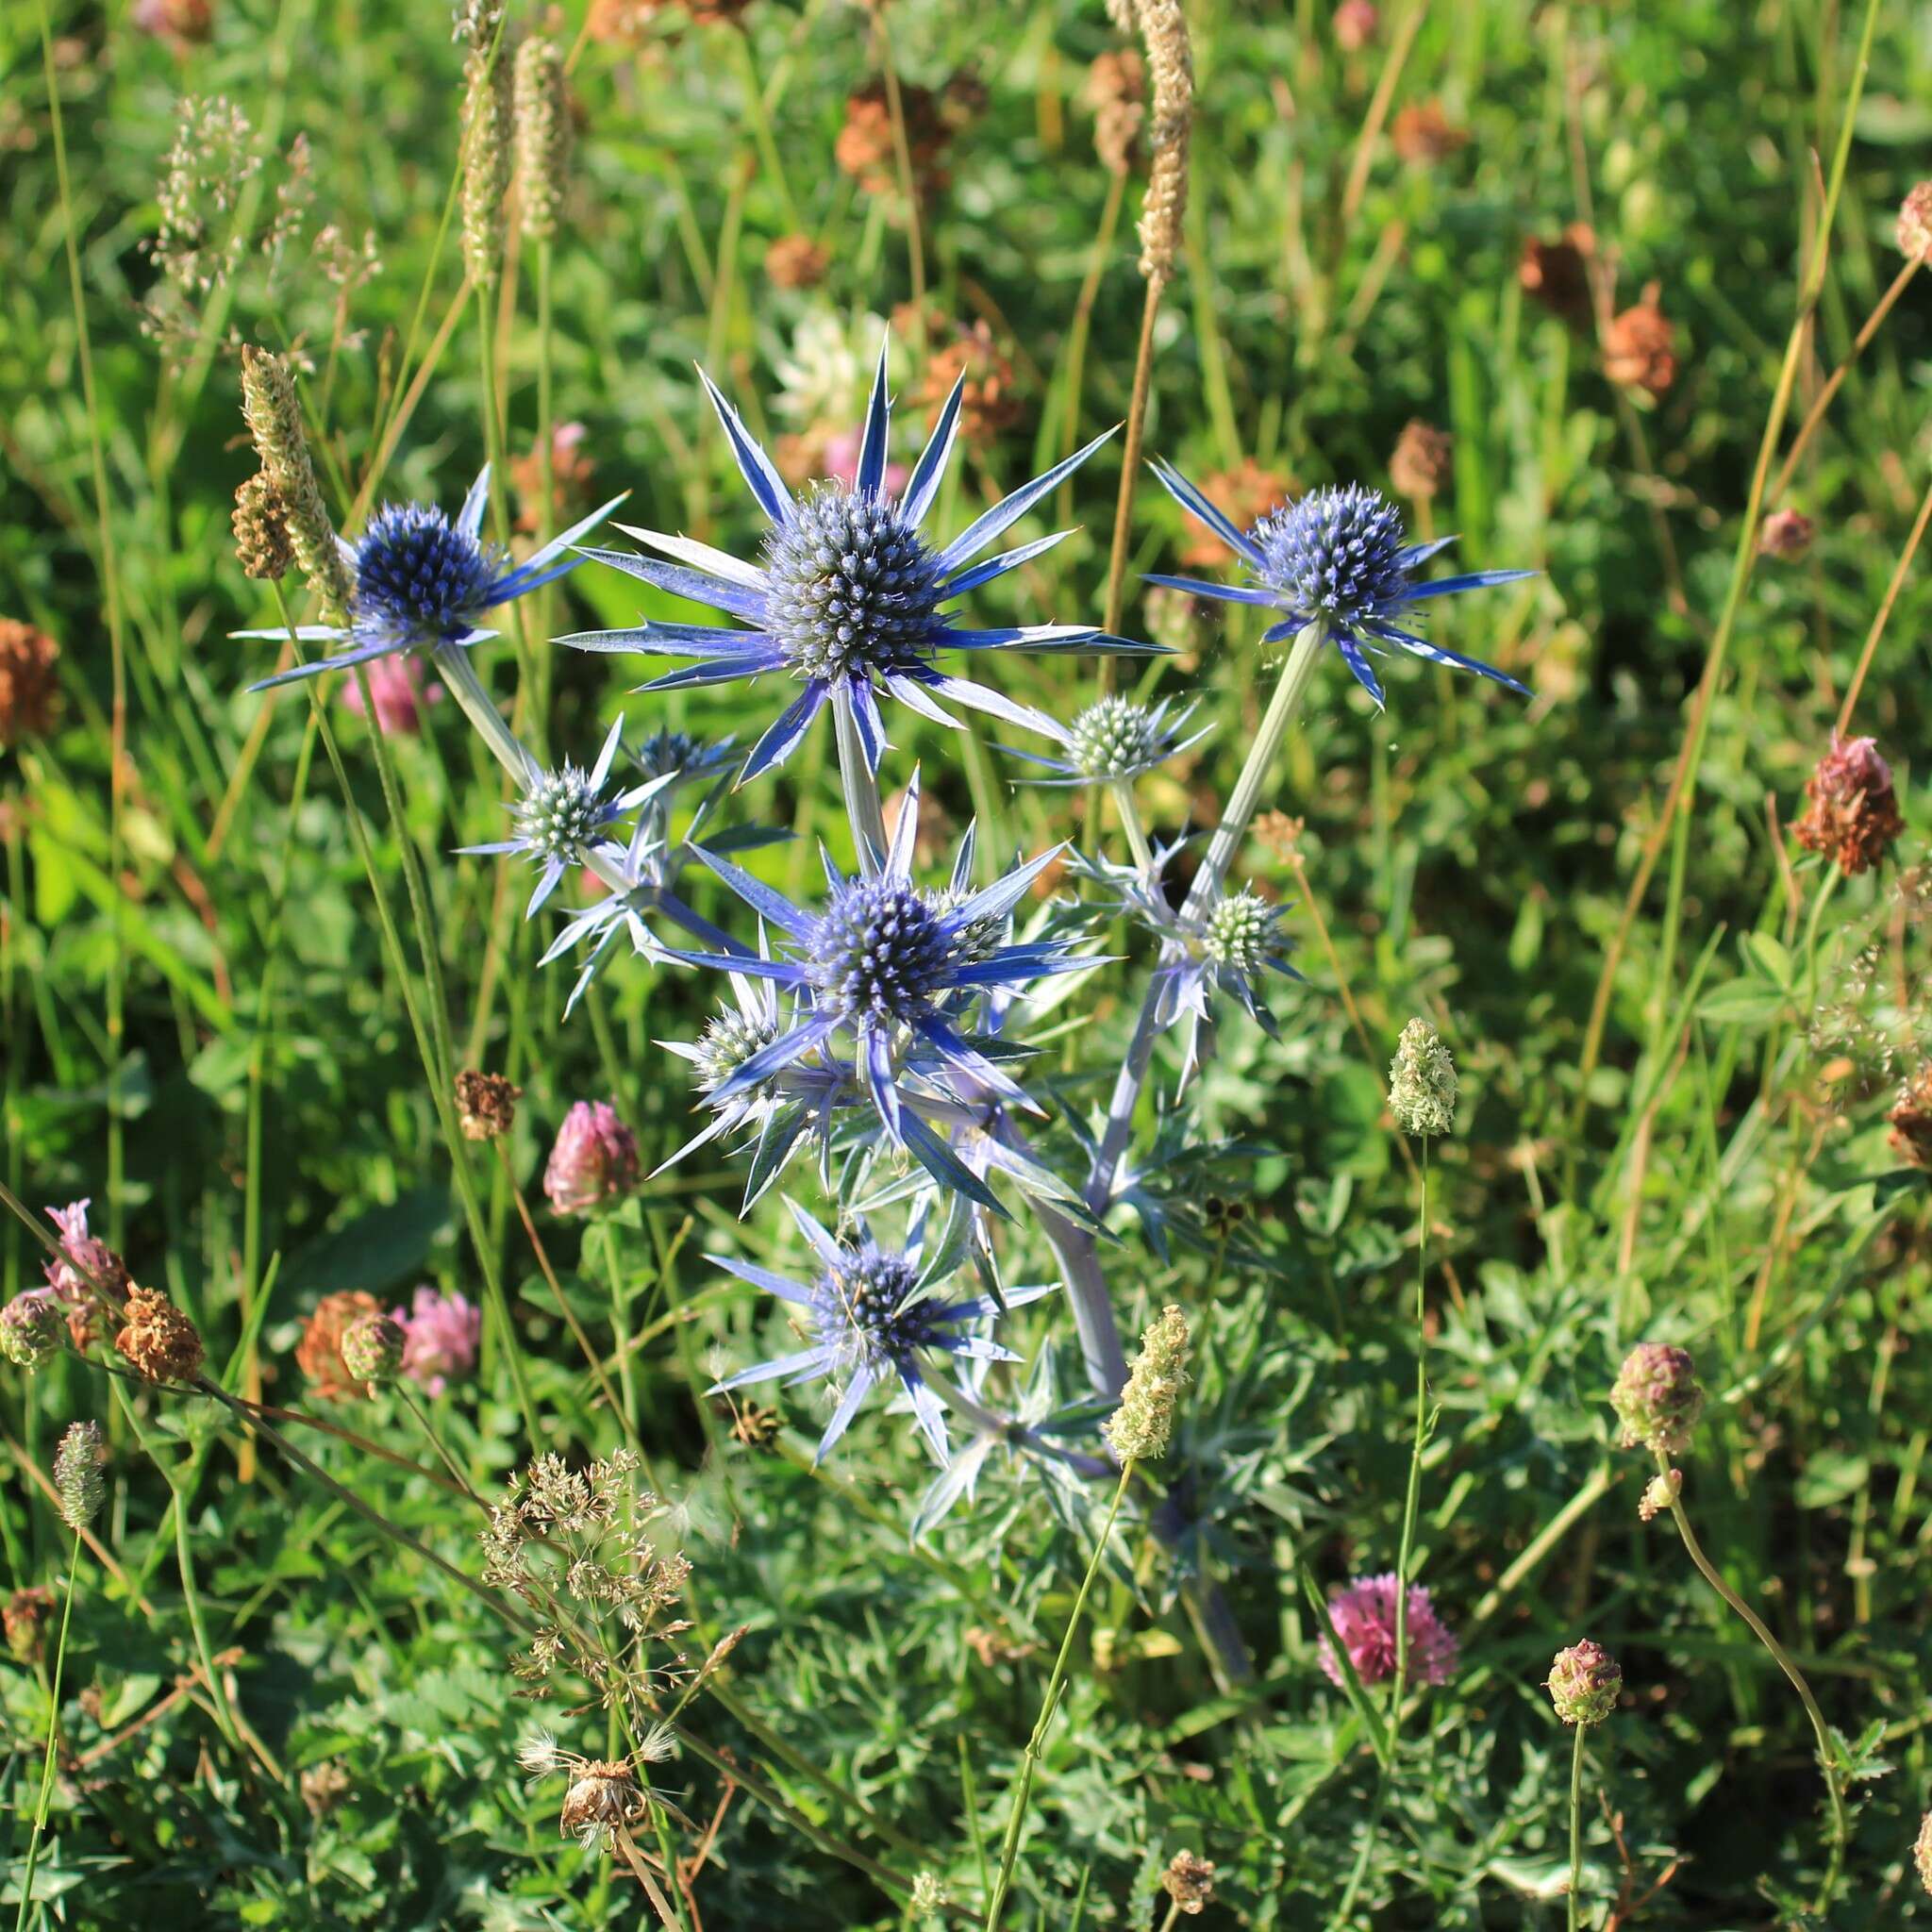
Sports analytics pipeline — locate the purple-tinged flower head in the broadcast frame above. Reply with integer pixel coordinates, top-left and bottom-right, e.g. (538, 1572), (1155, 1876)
(0, 1291), (64, 1369)
(1610, 1342), (1704, 1457)
(1003, 693), (1209, 787)
(391, 1287), (481, 1394)
(238, 465), (623, 692)
(1318, 1573), (1459, 1689)
(672, 770), (1091, 1155)
(565, 346), (1164, 781)
(1546, 1639), (1621, 1725)
(544, 1101), (641, 1216)
(1146, 464), (1534, 707)
(43, 1200), (129, 1309)
(341, 652), (441, 734)
(708, 1200), (1058, 1463)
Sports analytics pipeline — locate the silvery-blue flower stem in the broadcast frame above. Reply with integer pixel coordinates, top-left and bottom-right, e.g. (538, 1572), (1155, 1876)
(831, 684), (888, 872)
(435, 641), (539, 787)
(1060, 620), (1329, 1387)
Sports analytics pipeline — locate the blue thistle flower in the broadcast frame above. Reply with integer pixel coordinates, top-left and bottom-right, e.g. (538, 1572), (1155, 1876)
(668, 771), (1091, 1154)
(1145, 468), (1535, 707)
(708, 1200), (1057, 1463)
(562, 348), (1166, 779)
(1001, 693), (1209, 786)
(238, 465), (622, 691)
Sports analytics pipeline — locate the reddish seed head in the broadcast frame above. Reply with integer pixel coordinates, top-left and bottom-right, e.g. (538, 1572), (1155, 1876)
(1546, 1639), (1622, 1725)
(1792, 733), (1902, 876)
(1610, 1342), (1704, 1457)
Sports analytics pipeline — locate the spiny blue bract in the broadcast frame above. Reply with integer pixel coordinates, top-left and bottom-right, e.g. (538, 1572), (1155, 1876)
(563, 344), (1169, 780)
(1146, 463), (1537, 707)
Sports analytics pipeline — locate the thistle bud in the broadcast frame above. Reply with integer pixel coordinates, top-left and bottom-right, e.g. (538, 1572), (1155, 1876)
(240, 347), (354, 622)
(0, 1291), (65, 1370)
(1792, 733), (1902, 876)
(1104, 1304), (1190, 1464)
(232, 470), (294, 580)
(460, 44), (513, 291)
(514, 36), (571, 243)
(54, 1421), (107, 1530)
(1610, 1342), (1704, 1457)
(455, 1068), (521, 1141)
(1389, 1016), (1457, 1138)
(1546, 1639), (1622, 1725)
(543, 1101), (641, 1216)
(1897, 181), (1932, 261)
(341, 1311), (407, 1384)
(114, 1284), (205, 1384)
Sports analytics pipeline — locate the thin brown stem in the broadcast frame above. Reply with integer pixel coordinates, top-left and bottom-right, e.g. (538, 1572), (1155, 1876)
(1836, 468), (1932, 735)
(1101, 278), (1165, 655)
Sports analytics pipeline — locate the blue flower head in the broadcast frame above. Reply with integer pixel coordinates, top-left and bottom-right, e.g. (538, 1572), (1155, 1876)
(670, 771), (1091, 1148)
(239, 465), (623, 691)
(564, 347), (1166, 779)
(1146, 466), (1535, 707)
(708, 1199), (1056, 1463)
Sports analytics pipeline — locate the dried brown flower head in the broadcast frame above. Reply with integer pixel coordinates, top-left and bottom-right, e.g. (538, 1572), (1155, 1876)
(455, 1069), (522, 1141)
(728, 1400), (781, 1448)
(300, 1759), (352, 1818)
(0, 620), (59, 747)
(5, 1587), (55, 1664)
(1897, 182), (1932, 260)
(1792, 734), (1902, 876)
(510, 422), (595, 537)
(1253, 810), (1305, 863)
(918, 320), (1023, 449)
(1178, 458), (1292, 569)
(1389, 420), (1453, 502)
(941, 68), (989, 132)
(1084, 49), (1144, 176)
(764, 233), (829, 290)
(296, 1289), (382, 1399)
(1518, 225), (1595, 327)
(1888, 1065), (1932, 1168)
(1757, 508), (1814, 561)
(1160, 1850), (1218, 1915)
(1604, 291), (1677, 396)
(1391, 99), (1467, 165)
(837, 80), (949, 202)
(115, 1285), (204, 1384)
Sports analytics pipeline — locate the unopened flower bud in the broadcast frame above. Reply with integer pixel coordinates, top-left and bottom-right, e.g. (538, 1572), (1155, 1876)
(1757, 508), (1813, 561)
(341, 1312), (407, 1384)
(1389, 1016), (1457, 1138)
(0, 1291), (64, 1369)
(1105, 1304), (1190, 1464)
(54, 1421), (107, 1530)
(1546, 1639), (1621, 1725)
(1611, 1343), (1704, 1457)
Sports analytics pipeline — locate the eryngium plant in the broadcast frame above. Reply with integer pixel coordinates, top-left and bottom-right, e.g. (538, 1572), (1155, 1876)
(295, 351), (1527, 1662)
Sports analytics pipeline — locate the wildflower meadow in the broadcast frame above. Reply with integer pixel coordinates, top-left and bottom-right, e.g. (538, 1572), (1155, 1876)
(6, 0), (1932, 1924)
